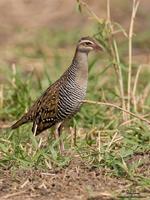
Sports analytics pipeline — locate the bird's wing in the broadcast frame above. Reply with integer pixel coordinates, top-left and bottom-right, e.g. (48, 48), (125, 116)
(11, 80), (60, 130)
(31, 85), (60, 134)
(11, 70), (68, 130)
(27, 80), (61, 122)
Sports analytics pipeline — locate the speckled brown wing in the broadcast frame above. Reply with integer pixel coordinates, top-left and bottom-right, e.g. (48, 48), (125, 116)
(11, 77), (65, 133)
(31, 83), (60, 134)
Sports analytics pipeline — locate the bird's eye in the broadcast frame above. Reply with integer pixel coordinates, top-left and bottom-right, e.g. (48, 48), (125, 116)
(85, 42), (91, 45)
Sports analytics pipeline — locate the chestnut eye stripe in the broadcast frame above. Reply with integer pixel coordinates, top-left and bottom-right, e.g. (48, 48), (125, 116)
(79, 40), (94, 45)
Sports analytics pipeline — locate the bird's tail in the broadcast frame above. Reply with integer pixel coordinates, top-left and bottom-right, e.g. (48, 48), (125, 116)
(11, 116), (28, 129)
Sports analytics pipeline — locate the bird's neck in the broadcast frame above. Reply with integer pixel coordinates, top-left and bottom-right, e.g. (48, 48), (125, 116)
(73, 48), (88, 67)
(71, 48), (89, 86)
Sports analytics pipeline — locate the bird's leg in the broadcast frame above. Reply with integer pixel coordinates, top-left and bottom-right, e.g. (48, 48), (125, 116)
(54, 122), (64, 154)
(33, 123), (38, 136)
(73, 125), (77, 146)
(70, 125), (77, 148)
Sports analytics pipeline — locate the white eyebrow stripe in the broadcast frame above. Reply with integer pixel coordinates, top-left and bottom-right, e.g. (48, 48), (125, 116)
(79, 40), (94, 45)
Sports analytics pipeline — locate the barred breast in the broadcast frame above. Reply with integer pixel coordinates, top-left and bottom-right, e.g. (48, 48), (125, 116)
(56, 63), (88, 121)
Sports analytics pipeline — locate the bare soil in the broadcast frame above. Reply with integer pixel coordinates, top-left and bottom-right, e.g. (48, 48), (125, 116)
(0, 153), (149, 200)
(0, 157), (132, 200)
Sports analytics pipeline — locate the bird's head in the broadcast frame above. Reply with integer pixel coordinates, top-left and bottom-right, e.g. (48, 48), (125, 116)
(77, 36), (102, 53)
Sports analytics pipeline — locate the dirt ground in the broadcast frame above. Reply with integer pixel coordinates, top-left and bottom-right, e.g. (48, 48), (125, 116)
(0, 150), (149, 200)
(0, 156), (143, 200)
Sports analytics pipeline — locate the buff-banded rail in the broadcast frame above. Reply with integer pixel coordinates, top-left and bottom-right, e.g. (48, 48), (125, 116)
(11, 36), (102, 153)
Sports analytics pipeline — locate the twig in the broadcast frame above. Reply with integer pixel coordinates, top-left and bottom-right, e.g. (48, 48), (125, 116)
(82, 100), (150, 126)
(98, 131), (102, 162)
(106, 131), (118, 152)
(140, 83), (150, 109)
(3, 191), (27, 199)
(107, 0), (110, 21)
(132, 64), (142, 112)
(77, 0), (103, 24)
(12, 63), (17, 88)
(127, 0), (140, 115)
(107, 0), (127, 121)
(38, 137), (43, 148)
(0, 123), (11, 129)
(20, 179), (29, 188)
(0, 84), (3, 109)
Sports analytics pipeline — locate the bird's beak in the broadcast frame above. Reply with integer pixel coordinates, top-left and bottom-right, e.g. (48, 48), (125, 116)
(93, 43), (103, 51)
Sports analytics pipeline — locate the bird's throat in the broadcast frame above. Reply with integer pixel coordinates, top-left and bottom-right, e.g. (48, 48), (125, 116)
(73, 50), (88, 88)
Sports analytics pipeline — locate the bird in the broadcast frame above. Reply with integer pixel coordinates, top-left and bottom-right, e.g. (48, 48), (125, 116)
(11, 36), (102, 153)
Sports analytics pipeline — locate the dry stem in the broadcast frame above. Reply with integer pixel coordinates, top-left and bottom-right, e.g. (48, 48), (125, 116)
(132, 64), (142, 112)
(82, 100), (150, 126)
(77, 0), (103, 23)
(0, 84), (3, 109)
(107, 0), (127, 121)
(127, 0), (140, 114)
